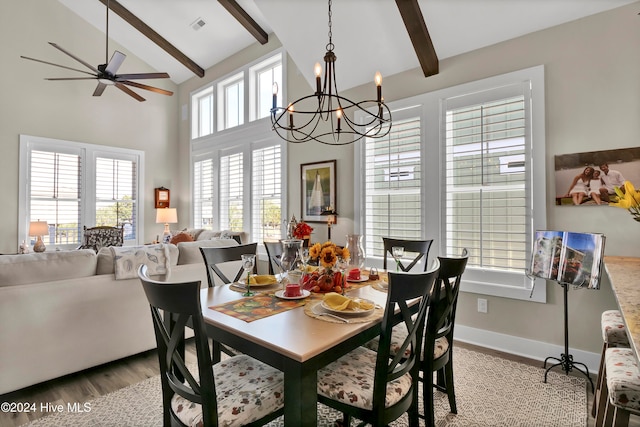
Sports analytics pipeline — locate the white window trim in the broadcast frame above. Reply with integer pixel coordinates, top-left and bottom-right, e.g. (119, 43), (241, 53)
(18, 134), (145, 250)
(190, 48), (286, 142)
(355, 66), (546, 302)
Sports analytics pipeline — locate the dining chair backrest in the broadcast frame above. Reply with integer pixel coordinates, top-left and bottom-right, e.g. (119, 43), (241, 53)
(382, 237), (434, 272)
(263, 241), (283, 275)
(421, 249), (468, 426)
(199, 243), (258, 286)
(137, 265), (218, 426)
(371, 261), (440, 423)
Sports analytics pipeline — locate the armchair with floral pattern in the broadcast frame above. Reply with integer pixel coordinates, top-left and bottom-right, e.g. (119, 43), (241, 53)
(78, 226), (124, 252)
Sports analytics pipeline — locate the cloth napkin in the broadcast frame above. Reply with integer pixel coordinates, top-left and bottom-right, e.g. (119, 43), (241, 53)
(322, 292), (374, 311)
(248, 274), (278, 285)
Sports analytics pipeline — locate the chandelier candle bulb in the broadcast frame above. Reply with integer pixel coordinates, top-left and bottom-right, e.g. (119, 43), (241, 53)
(272, 82), (278, 109)
(336, 108), (342, 132)
(375, 71), (382, 102)
(315, 62), (322, 95)
(288, 104), (294, 128)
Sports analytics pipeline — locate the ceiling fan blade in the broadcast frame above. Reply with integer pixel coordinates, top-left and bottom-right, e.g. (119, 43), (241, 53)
(93, 82), (108, 97)
(120, 80), (173, 96)
(105, 51), (126, 75)
(48, 42), (99, 73)
(115, 82), (145, 102)
(115, 72), (170, 80)
(46, 77), (98, 81)
(20, 55), (97, 77)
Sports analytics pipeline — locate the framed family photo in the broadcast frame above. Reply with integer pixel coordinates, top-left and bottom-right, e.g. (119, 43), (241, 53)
(301, 160), (336, 222)
(554, 147), (640, 206)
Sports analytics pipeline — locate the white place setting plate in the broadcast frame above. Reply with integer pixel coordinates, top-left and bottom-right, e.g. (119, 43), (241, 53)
(346, 274), (369, 283)
(274, 289), (311, 300)
(320, 297), (376, 316)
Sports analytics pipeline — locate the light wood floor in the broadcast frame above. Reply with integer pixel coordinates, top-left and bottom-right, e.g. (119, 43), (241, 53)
(0, 341), (631, 427)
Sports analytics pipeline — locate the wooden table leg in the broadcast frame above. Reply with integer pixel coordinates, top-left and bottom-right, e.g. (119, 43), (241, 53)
(283, 362), (318, 426)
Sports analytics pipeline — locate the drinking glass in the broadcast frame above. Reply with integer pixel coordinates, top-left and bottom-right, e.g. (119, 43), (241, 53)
(391, 246), (404, 272)
(280, 240), (301, 291)
(241, 254), (256, 297)
(337, 256), (350, 293)
(300, 248), (310, 277)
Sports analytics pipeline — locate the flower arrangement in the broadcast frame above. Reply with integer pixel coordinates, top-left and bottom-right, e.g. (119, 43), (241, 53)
(309, 241), (350, 269)
(611, 181), (640, 222)
(293, 221), (313, 239)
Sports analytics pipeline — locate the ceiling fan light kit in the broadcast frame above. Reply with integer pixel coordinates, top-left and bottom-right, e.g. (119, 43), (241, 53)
(20, 0), (172, 102)
(270, 0), (392, 145)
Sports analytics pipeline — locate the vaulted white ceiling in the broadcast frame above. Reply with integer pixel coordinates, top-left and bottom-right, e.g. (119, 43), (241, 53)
(57, 0), (637, 90)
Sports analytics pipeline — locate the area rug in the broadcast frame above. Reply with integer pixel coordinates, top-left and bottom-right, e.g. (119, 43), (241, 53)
(22, 347), (587, 427)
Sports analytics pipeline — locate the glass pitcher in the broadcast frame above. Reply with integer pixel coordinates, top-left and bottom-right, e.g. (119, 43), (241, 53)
(280, 239), (303, 284)
(345, 234), (366, 269)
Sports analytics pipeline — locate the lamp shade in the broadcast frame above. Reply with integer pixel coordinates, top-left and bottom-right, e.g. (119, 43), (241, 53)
(156, 208), (178, 224)
(29, 221), (49, 236)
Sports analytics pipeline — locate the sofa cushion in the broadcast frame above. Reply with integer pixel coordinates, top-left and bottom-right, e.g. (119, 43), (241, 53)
(0, 250), (97, 286)
(111, 244), (171, 279)
(170, 232), (194, 245)
(97, 244), (179, 275)
(177, 239), (239, 265)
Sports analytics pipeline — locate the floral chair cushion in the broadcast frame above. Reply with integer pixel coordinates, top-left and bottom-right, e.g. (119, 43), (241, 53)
(602, 310), (630, 346)
(364, 327), (449, 360)
(78, 226), (124, 252)
(605, 347), (640, 411)
(171, 354), (284, 427)
(317, 346), (413, 411)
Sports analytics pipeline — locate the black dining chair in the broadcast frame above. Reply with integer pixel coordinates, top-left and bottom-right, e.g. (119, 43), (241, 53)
(263, 241), (283, 275)
(199, 243), (258, 286)
(137, 265), (285, 427)
(382, 237), (433, 272)
(316, 261), (440, 427)
(421, 249), (468, 426)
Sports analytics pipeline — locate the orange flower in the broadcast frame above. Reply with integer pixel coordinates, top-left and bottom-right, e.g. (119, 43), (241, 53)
(319, 246), (337, 268)
(309, 243), (322, 259)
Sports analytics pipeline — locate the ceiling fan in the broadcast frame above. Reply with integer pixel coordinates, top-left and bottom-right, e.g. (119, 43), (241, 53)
(20, 0), (173, 102)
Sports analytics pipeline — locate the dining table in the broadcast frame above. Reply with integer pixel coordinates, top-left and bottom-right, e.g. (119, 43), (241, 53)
(198, 274), (392, 426)
(603, 256), (640, 360)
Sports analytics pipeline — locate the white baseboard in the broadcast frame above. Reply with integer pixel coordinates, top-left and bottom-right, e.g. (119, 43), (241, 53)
(455, 325), (600, 375)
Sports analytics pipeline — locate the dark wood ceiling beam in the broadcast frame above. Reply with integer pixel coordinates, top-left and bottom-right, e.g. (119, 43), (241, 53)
(218, 0), (268, 45)
(97, 0), (205, 78)
(395, 0), (439, 77)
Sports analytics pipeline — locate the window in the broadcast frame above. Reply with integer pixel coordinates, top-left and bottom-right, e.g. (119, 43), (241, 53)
(218, 72), (244, 131)
(249, 53), (283, 121)
(252, 145), (282, 242)
(19, 135), (144, 249)
(362, 107), (422, 259)
(219, 152), (244, 231)
(355, 66), (546, 301)
(191, 122), (285, 244)
(190, 50), (284, 139)
(95, 156), (138, 240)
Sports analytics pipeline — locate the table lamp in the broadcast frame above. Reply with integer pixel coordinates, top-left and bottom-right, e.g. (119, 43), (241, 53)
(29, 220), (49, 253)
(156, 208), (178, 238)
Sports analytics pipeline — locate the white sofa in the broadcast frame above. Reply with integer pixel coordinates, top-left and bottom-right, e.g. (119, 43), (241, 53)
(0, 238), (240, 394)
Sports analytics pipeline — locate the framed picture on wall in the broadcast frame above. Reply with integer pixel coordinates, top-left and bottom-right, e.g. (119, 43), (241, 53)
(554, 147), (640, 206)
(155, 187), (170, 208)
(301, 160), (336, 223)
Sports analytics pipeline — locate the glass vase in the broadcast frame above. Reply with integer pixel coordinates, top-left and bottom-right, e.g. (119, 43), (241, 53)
(345, 234), (366, 269)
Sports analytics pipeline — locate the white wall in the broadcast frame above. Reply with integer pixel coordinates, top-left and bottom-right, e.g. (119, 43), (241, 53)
(0, 1), (179, 253)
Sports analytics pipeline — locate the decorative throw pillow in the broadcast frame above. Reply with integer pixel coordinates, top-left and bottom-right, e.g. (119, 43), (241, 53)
(170, 232), (194, 245)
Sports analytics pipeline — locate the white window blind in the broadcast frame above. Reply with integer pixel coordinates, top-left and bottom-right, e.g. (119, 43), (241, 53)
(95, 157), (137, 241)
(29, 149), (82, 246)
(193, 158), (215, 229)
(445, 96), (527, 271)
(363, 113), (422, 258)
(220, 152), (244, 231)
(252, 145), (282, 242)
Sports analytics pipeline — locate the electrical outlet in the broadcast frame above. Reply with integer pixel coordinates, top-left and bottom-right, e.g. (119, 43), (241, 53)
(477, 298), (488, 313)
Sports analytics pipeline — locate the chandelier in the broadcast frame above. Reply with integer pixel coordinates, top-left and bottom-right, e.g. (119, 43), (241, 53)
(270, 0), (392, 145)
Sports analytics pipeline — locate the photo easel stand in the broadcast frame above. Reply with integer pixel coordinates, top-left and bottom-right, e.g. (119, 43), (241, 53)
(543, 281), (594, 392)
